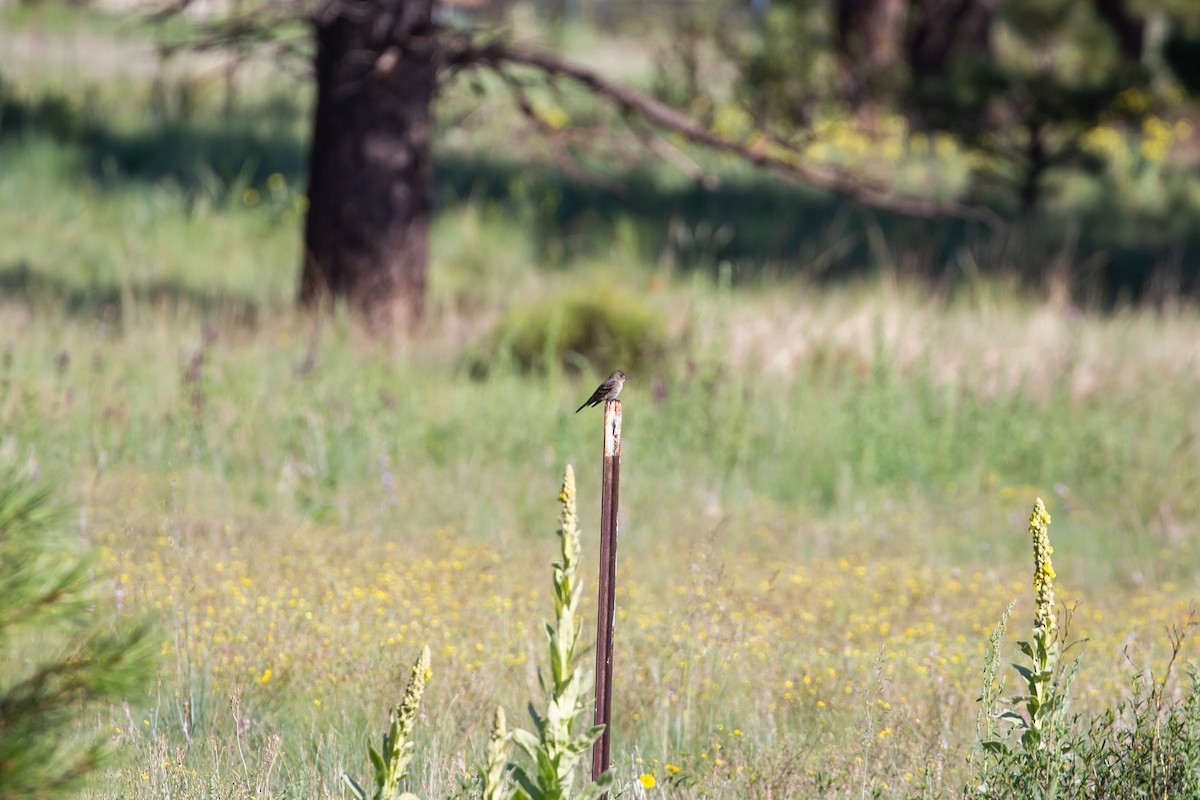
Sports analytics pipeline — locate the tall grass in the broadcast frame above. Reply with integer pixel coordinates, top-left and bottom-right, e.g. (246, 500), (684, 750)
(4, 216), (1198, 797)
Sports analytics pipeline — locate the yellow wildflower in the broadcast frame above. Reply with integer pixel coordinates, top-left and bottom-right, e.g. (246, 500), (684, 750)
(1029, 498), (1056, 641)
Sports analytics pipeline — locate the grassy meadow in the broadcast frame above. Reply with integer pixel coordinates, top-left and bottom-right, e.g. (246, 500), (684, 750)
(3, 7), (1200, 798)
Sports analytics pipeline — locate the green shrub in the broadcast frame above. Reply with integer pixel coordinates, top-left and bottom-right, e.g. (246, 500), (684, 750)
(466, 286), (668, 377)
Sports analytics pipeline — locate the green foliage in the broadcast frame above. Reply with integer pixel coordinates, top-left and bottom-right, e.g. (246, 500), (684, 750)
(972, 502), (1200, 799)
(1077, 663), (1200, 799)
(501, 466), (613, 800)
(672, 0), (1199, 214)
(0, 465), (155, 800)
(344, 645), (433, 800)
(323, 466), (616, 800)
(911, 0), (1161, 211)
(735, 0), (839, 124)
(465, 285), (668, 377)
(974, 501), (1079, 797)
(974, 649), (1200, 799)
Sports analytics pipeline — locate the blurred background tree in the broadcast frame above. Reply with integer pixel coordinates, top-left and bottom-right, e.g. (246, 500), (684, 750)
(101, 0), (1200, 319)
(663, 0), (1200, 215)
(155, 0), (1015, 331)
(904, 0), (1157, 213)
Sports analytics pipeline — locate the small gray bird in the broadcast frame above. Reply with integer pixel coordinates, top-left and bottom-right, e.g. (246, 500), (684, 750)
(575, 370), (627, 413)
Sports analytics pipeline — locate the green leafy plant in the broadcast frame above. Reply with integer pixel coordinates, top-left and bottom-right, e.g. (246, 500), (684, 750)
(974, 498), (1080, 798)
(497, 465), (614, 800)
(1004, 499), (1067, 753)
(1076, 644), (1200, 799)
(343, 462), (614, 800)
(0, 465), (155, 800)
(344, 645), (433, 800)
(970, 499), (1200, 800)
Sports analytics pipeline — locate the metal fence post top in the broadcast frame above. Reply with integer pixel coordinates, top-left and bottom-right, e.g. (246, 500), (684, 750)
(603, 399), (622, 458)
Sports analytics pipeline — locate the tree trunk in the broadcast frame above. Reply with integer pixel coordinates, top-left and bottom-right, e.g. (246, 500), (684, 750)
(834, 0), (909, 108)
(300, 0), (437, 331)
(908, 0), (994, 80)
(1020, 120), (1045, 214)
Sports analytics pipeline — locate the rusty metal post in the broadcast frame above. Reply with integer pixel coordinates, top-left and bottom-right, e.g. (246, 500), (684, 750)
(592, 399), (622, 785)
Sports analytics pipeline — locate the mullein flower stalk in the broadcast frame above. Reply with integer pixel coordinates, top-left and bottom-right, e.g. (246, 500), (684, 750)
(483, 707), (513, 800)
(1021, 499), (1057, 751)
(345, 645), (432, 800)
(507, 465), (613, 800)
(977, 499), (1082, 797)
(551, 464), (585, 691)
(987, 500), (1063, 755)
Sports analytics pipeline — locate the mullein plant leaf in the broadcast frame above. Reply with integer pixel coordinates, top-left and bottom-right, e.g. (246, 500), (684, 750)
(342, 773), (369, 800)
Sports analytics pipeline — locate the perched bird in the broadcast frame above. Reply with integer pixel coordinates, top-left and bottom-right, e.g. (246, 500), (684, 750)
(575, 370), (627, 413)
